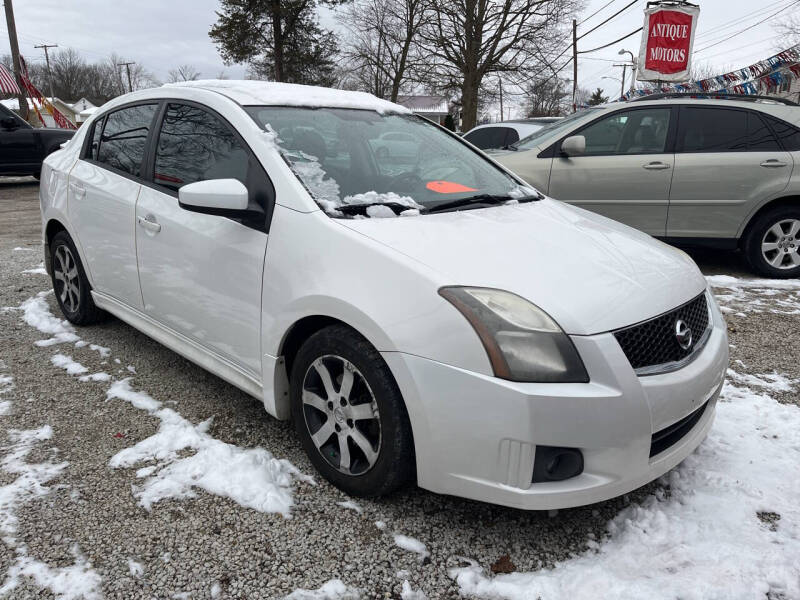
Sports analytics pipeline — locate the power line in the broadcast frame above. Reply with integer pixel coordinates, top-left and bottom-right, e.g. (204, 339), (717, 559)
(577, 0), (639, 41)
(578, 0), (619, 26)
(579, 27), (643, 54)
(695, 1), (800, 53)
(693, 0), (792, 41)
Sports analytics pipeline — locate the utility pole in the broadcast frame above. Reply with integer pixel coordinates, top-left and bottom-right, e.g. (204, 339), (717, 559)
(613, 63), (628, 99)
(572, 18), (578, 112)
(117, 61), (135, 93)
(498, 77), (504, 122)
(34, 43), (58, 100)
(3, 0), (29, 120)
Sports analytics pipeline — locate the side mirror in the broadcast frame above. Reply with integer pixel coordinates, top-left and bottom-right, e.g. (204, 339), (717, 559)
(561, 135), (586, 157)
(0, 116), (18, 131)
(178, 179), (249, 212)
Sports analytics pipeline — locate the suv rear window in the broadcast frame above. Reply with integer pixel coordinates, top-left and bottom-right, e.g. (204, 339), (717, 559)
(763, 115), (800, 151)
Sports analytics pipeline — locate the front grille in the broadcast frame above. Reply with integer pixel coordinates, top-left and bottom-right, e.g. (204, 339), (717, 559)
(650, 401), (708, 457)
(614, 293), (710, 373)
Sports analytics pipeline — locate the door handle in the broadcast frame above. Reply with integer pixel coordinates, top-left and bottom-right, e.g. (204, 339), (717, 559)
(137, 215), (161, 233)
(643, 161), (671, 170)
(70, 183), (86, 199)
(760, 159), (787, 168)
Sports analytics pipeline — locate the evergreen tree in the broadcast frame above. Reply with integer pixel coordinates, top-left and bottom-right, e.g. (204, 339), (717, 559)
(587, 87), (609, 106)
(210, 0), (345, 86)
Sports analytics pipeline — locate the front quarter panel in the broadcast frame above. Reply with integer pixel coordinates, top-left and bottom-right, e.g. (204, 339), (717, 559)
(494, 149), (552, 194)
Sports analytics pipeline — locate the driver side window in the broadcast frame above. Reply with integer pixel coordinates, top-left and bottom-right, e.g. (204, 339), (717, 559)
(578, 108), (671, 156)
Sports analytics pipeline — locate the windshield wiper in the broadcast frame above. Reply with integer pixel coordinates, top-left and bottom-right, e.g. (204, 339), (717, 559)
(426, 193), (539, 214)
(337, 202), (423, 216)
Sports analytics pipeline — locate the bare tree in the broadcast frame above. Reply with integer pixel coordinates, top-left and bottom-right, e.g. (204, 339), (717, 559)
(774, 15), (800, 47)
(418, 0), (579, 131)
(525, 76), (570, 116)
(167, 64), (201, 83)
(338, 0), (426, 101)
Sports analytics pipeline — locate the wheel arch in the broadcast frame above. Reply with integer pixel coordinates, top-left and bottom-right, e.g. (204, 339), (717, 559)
(739, 195), (800, 247)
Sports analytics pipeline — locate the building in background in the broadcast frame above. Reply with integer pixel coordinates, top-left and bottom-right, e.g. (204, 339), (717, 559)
(396, 95), (451, 125)
(0, 96), (82, 127)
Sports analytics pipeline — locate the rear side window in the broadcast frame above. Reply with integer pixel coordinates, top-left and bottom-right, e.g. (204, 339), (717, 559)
(763, 115), (800, 151)
(153, 103), (249, 192)
(96, 104), (157, 177)
(464, 126), (514, 150)
(677, 108), (748, 152)
(747, 113), (781, 151)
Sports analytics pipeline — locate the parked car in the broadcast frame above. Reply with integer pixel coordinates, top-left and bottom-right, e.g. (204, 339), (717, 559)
(463, 117), (562, 150)
(0, 102), (74, 179)
(368, 130), (421, 160)
(495, 94), (800, 278)
(40, 81), (727, 509)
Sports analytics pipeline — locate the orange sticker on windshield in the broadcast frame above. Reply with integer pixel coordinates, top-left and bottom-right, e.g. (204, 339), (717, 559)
(426, 181), (478, 194)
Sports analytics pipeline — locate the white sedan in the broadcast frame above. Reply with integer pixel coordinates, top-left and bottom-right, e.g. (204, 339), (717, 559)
(39, 80), (728, 509)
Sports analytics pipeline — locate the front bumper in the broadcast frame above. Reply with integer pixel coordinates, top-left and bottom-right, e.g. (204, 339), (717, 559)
(382, 292), (728, 510)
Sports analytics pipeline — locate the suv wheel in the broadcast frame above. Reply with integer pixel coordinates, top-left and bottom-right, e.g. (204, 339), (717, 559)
(744, 207), (800, 278)
(289, 325), (415, 497)
(50, 231), (106, 325)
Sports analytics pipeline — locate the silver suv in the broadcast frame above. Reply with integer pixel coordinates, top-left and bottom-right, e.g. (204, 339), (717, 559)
(494, 95), (800, 278)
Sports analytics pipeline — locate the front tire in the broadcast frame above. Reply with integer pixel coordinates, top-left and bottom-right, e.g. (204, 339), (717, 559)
(744, 207), (800, 278)
(290, 325), (415, 497)
(50, 231), (106, 325)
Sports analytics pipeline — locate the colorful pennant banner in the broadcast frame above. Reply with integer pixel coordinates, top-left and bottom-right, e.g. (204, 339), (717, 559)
(621, 44), (800, 101)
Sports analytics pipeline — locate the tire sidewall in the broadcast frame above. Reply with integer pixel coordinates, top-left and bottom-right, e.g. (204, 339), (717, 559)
(50, 231), (96, 324)
(289, 326), (414, 497)
(745, 208), (800, 278)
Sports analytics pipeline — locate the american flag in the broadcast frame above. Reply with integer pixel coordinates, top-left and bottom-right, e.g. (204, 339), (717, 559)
(0, 63), (21, 95)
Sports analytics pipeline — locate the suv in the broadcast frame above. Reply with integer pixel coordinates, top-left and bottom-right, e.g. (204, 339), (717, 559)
(0, 102), (75, 179)
(494, 95), (800, 278)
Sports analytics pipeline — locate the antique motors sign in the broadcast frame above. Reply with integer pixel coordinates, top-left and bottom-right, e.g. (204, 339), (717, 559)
(637, 2), (700, 82)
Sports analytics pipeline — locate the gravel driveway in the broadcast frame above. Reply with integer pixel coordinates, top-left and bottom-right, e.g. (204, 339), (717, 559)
(1, 178), (798, 599)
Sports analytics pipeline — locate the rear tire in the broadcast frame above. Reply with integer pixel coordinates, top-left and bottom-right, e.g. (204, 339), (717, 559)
(744, 207), (800, 278)
(50, 231), (106, 325)
(290, 325), (415, 497)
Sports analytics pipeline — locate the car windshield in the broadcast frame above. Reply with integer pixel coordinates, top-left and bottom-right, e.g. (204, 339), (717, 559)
(246, 106), (534, 217)
(512, 108), (603, 151)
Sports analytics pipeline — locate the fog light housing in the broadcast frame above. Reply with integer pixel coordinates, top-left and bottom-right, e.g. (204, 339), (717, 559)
(532, 446), (584, 483)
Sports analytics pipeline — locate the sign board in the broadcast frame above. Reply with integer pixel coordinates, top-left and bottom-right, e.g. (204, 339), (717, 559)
(637, 3), (700, 82)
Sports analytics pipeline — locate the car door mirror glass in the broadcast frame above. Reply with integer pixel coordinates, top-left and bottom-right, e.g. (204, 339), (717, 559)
(561, 135), (586, 157)
(1, 116), (18, 131)
(178, 178), (249, 212)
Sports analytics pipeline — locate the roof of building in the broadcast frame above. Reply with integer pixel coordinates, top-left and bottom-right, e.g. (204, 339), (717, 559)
(396, 95), (450, 114)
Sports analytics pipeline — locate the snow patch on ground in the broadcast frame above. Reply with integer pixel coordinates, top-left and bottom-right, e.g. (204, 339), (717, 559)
(284, 579), (362, 599)
(78, 372), (112, 383)
(127, 558), (144, 577)
(449, 375), (800, 600)
(50, 354), (89, 376)
(393, 534), (430, 560)
(107, 379), (312, 517)
(13, 247), (34, 252)
(337, 500), (363, 514)
(18, 292), (79, 346)
(0, 426), (103, 598)
(707, 275), (800, 315)
(0, 362), (13, 415)
(22, 263), (47, 275)
(400, 580), (428, 600)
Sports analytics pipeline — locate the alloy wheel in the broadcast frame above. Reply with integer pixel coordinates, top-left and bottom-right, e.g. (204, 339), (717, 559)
(761, 219), (800, 270)
(301, 355), (381, 476)
(54, 245), (81, 312)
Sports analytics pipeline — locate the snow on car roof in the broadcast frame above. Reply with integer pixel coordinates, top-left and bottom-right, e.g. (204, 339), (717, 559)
(165, 80), (411, 114)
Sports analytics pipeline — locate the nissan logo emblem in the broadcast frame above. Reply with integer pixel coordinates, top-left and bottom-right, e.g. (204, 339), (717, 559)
(675, 319), (693, 351)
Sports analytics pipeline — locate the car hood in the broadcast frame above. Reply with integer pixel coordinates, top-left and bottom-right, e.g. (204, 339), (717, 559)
(339, 198), (707, 335)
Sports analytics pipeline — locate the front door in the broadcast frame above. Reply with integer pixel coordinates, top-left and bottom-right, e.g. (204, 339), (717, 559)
(548, 107), (675, 236)
(0, 106), (39, 172)
(68, 103), (159, 309)
(667, 106), (793, 239)
(135, 103), (271, 375)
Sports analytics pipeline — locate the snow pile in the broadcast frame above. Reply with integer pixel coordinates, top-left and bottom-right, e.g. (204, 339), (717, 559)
(167, 80), (410, 115)
(289, 154), (342, 214)
(343, 191), (422, 209)
(449, 376), (800, 600)
(0, 426), (103, 598)
(50, 354), (89, 376)
(19, 292), (79, 346)
(393, 534), (430, 561)
(107, 379), (313, 517)
(284, 579), (362, 599)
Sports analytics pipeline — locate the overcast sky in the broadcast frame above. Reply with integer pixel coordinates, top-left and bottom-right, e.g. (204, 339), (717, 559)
(1, 0), (796, 113)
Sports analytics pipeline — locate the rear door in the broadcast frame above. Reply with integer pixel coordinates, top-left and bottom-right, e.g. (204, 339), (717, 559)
(667, 106), (793, 239)
(135, 102), (272, 376)
(547, 106), (675, 236)
(68, 103), (159, 309)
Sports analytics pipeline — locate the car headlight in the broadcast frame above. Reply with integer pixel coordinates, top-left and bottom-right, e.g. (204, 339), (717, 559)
(439, 286), (589, 383)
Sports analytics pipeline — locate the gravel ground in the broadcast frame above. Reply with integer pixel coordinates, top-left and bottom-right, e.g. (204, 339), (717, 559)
(1, 178), (798, 599)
